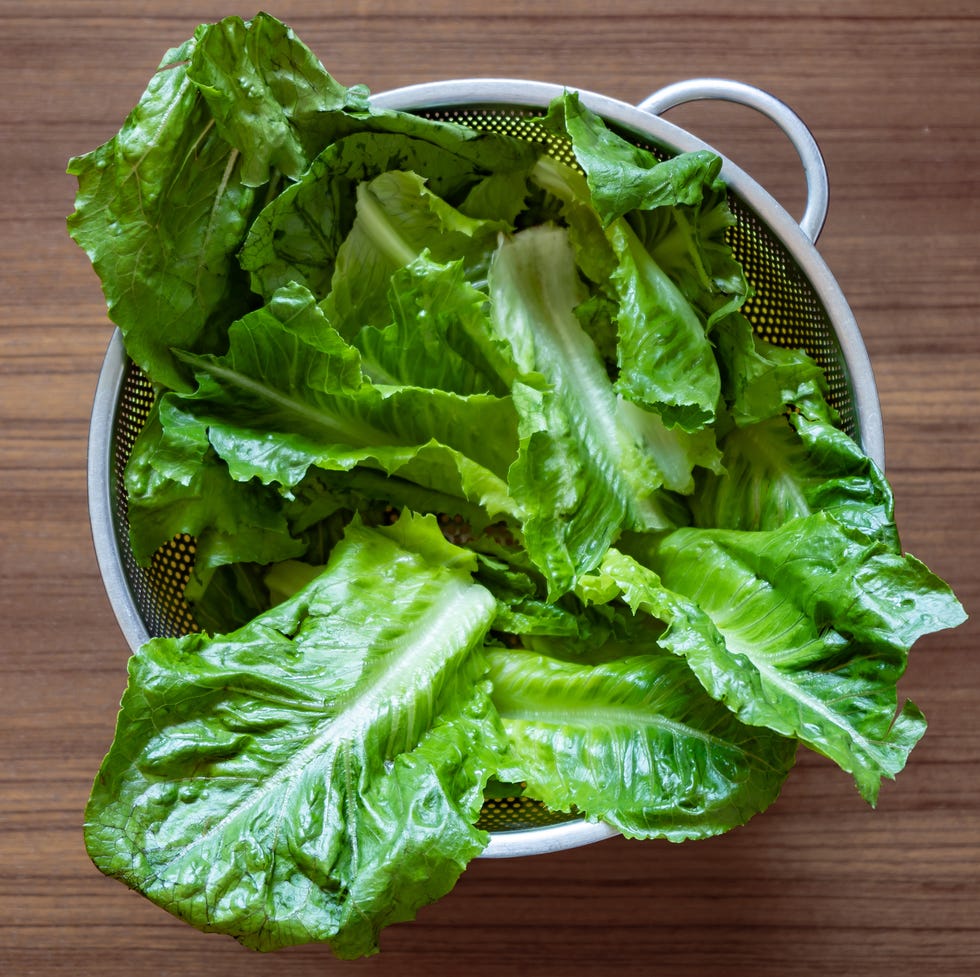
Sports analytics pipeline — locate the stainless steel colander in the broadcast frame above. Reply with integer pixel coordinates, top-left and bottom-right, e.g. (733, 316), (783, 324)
(88, 77), (883, 860)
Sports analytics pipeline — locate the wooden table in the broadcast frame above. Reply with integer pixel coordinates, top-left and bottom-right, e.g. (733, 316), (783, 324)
(3, 1), (978, 974)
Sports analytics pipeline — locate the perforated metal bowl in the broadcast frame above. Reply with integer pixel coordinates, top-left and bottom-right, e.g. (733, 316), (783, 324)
(88, 77), (883, 860)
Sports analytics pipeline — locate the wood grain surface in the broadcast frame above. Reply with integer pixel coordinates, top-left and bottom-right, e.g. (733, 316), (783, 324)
(2, 1), (978, 974)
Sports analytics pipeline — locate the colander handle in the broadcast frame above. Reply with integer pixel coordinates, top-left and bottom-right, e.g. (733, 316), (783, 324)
(637, 78), (829, 243)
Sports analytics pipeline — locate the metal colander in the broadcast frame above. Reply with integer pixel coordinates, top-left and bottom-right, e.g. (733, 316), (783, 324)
(88, 77), (883, 860)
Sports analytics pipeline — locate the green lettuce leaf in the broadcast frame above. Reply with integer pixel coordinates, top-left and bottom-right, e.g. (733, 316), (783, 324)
(84, 513), (503, 958)
(544, 91), (724, 226)
(692, 410), (898, 546)
(611, 521), (966, 804)
(695, 311), (898, 545)
(185, 13), (370, 186)
(67, 13), (368, 390)
(186, 561), (272, 635)
(713, 310), (830, 426)
(324, 170), (518, 392)
(353, 255), (508, 395)
(529, 152), (723, 431)
(488, 622), (797, 841)
(488, 223), (716, 595)
(160, 282), (520, 518)
(627, 180), (748, 326)
(324, 169), (509, 332)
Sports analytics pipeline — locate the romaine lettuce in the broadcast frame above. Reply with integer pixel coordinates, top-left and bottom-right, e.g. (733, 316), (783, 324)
(86, 514), (502, 958)
(70, 12), (966, 959)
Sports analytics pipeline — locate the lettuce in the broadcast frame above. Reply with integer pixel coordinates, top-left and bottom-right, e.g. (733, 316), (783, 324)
(70, 13), (966, 959)
(86, 514), (502, 958)
(488, 629), (798, 842)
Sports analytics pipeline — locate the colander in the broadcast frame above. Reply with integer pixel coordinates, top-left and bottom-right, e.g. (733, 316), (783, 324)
(87, 77), (884, 860)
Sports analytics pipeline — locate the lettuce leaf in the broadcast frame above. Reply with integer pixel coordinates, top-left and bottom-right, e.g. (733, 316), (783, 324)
(157, 282), (520, 512)
(84, 514), (503, 958)
(488, 223), (716, 595)
(545, 91), (723, 226)
(694, 313), (899, 546)
(323, 170), (518, 392)
(66, 13), (370, 390)
(692, 410), (898, 546)
(489, 626), (797, 841)
(609, 523), (965, 804)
